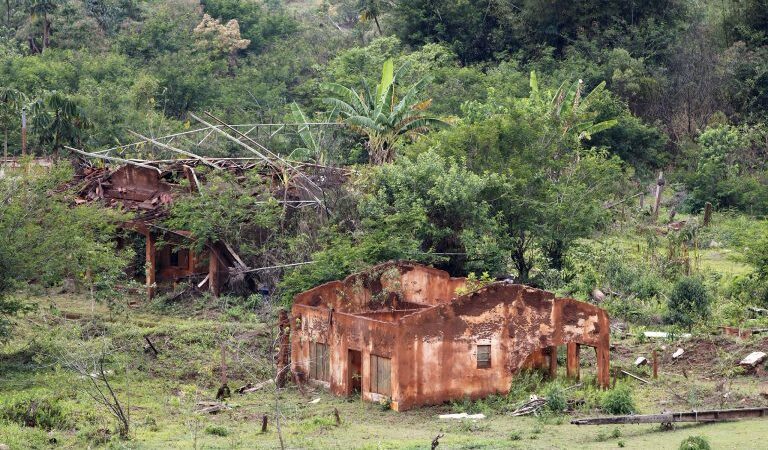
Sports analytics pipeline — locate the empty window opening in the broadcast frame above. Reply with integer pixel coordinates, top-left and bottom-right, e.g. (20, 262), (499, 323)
(309, 342), (330, 382)
(169, 248), (189, 268)
(369, 355), (391, 396)
(477, 344), (491, 369)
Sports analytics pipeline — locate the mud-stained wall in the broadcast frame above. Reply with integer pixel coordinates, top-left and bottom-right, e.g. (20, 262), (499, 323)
(104, 165), (172, 203)
(290, 262), (610, 411)
(292, 303), (401, 401)
(292, 261), (467, 314)
(395, 283), (610, 410)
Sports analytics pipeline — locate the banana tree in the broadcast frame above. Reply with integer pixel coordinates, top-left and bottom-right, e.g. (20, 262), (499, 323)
(27, 0), (57, 52)
(0, 88), (27, 160)
(528, 71), (618, 154)
(31, 92), (91, 156)
(322, 58), (448, 165)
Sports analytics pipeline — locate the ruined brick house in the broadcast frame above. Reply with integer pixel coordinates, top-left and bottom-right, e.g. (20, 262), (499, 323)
(69, 163), (243, 298)
(290, 261), (610, 411)
(67, 155), (347, 299)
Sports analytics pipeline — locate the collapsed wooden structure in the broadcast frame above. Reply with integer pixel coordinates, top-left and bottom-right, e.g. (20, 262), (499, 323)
(64, 112), (349, 298)
(290, 261), (611, 411)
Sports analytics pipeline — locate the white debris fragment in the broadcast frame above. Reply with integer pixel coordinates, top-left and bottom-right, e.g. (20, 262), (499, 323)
(643, 331), (692, 339)
(672, 348), (684, 359)
(439, 413), (486, 420)
(740, 352), (767, 368)
(634, 357), (648, 367)
(308, 398), (321, 404)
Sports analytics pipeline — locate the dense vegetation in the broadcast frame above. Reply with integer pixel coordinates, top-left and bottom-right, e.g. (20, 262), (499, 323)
(0, 0), (766, 333)
(0, 1), (767, 447)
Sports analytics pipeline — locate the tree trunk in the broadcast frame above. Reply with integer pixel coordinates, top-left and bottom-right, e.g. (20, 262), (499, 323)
(546, 239), (565, 271)
(3, 127), (7, 161)
(20, 108), (26, 156)
(373, 15), (382, 35)
(512, 235), (532, 283)
(42, 13), (49, 50)
(5, 0), (9, 26)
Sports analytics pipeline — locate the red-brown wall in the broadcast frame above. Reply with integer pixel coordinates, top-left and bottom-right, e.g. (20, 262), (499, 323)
(290, 262), (610, 411)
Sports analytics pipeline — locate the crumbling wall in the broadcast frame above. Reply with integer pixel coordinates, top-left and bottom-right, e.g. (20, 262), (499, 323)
(291, 304), (400, 401)
(292, 261), (467, 314)
(290, 262), (610, 412)
(395, 283), (610, 410)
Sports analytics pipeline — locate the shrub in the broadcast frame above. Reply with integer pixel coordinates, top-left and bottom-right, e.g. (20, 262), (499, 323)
(601, 384), (635, 415)
(543, 383), (567, 413)
(667, 277), (711, 331)
(679, 435), (711, 450)
(0, 394), (71, 430)
(509, 431), (522, 441)
(205, 424), (229, 436)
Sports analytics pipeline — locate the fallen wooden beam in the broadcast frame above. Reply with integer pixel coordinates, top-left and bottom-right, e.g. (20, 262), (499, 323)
(571, 407), (768, 425)
(621, 370), (650, 384)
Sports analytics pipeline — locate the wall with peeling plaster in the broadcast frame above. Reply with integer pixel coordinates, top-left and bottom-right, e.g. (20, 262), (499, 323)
(290, 261), (610, 411)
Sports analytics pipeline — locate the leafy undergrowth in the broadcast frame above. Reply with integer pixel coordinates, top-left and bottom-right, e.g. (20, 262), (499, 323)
(1, 294), (768, 449)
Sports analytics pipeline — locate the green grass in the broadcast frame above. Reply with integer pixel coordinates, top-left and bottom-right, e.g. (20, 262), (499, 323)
(2, 293), (768, 449)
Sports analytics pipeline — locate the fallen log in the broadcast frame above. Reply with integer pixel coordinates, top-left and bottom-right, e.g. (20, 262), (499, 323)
(571, 407), (768, 425)
(509, 398), (548, 416)
(621, 370), (650, 384)
(195, 401), (231, 414)
(238, 379), (274, 394)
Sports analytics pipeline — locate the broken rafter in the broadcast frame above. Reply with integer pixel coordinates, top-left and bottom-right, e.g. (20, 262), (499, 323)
(65, 146), (161, 173)
(237, 261), (316, 274)
(191, 112), (326, 208)
(129, 130), (221, 169)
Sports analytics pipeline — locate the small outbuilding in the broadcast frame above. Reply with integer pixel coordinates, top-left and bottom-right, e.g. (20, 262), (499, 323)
(290, 261), (610, 411)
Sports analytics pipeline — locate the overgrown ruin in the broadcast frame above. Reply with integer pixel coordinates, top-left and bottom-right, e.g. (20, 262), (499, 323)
(290, 261), (610, 411)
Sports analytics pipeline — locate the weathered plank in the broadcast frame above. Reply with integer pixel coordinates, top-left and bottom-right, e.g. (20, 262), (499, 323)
(571, 407), (768, 425)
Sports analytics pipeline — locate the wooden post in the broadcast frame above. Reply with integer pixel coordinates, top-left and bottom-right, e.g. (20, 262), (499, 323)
(652, 350), (658, 379)
(703, 201), (713, 226)
(261, 415), (268, 432)
(276, 310), (290, 388)
(653, 171), (665, 220)
(145, 232), (156, 299)
(548, 346), (558, 380)
(598, 344), (611, 389)
(639, 192), (645, 210)
(208, 244), (220, 297)
(566, 342), (580, 380)
(21, 107), (27, 156)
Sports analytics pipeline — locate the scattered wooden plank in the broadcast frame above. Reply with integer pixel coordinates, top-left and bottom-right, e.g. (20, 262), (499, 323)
(571, 407), (768, 425)
(238, 379), (274, 394)
(621, 370), (650, 384)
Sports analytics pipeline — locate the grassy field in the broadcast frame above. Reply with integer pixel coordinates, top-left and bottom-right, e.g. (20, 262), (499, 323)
(2, 291), (768, 449)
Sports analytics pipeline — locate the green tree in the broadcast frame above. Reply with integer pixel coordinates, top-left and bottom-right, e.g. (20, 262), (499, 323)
(358, 0), (393, 35)
(667, 276), (711, 331)
(0, 87), (26, 159)
(30, 91), (91, 155)
(416, 72), (624, 281)
(359, 150), (506, 275)
(164, 171), (280, 257)
(685, 124), (768, 215)
(323, 58), (448, 165)
(27, 0), (58, 52)
(0, 163), (130, 339)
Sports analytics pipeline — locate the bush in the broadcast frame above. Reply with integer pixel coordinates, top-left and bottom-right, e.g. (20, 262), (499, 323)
(0, 394), (71, 430)
(667, 277), (711, 330)
(543, 383), (567, 413)
(601, 384), (635, 415)
(205, 424), (229, 437)
(679, 435), (711, 450)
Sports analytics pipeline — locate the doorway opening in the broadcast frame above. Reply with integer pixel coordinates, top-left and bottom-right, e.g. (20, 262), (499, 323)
(348, 349), (362, 395)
